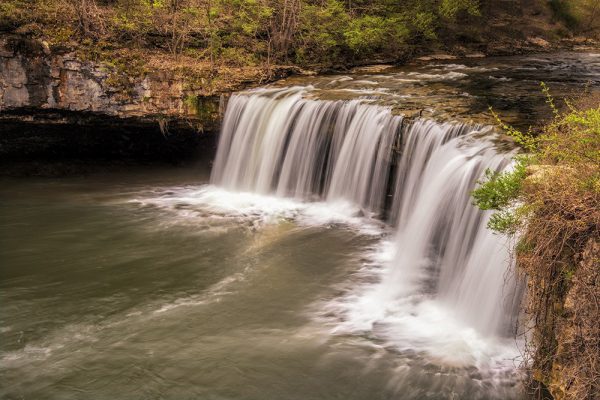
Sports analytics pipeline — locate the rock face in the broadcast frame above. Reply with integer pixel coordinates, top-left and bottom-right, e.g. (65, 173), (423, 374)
(0, 34), (225, 168)
(523, 165), (600, 400)
(0, 34), (221, 124)
(549, 238), (600, 400)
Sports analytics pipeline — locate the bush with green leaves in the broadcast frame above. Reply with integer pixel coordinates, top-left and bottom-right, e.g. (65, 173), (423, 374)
(473, 87), (599, 235)
(0, 0), (486, 68)
(472, 88), (599, 399)
(343, 15), (409, 56)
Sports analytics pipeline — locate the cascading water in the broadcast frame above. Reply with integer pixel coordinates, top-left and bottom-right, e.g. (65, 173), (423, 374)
(212, 87), (400, 217)
(211, 86), (522, 394)
(380, 120), (519, 336)
(7, 53), (599, 400)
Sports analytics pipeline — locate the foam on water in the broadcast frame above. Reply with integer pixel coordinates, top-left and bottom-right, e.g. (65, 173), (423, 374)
(209, 86), (522, 367)
(142, 86), (525, 394)
(406, 71), (469, 81)
(313, 238), (522, 393)
(130, 185), (386, 235)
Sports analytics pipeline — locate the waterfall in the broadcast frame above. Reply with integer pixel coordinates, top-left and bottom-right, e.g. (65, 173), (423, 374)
(211, 86), (519, 344)
(378, 123), (517, 337)
(212, 87), (399, 217)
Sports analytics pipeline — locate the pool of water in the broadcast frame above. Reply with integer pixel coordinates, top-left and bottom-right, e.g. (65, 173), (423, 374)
(2, 51), (598, 399)
(0, 168), (521, 399)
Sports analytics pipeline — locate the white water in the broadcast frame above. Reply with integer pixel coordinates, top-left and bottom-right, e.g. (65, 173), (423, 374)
(213, 87), (399, 218)
(381, 120), (517, 336)
(211, 86), (522, 387)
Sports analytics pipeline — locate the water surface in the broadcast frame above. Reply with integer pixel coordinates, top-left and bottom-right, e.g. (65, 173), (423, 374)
(2, 51), (599, 399)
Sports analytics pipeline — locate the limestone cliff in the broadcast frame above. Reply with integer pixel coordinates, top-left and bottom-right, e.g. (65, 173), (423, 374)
(0, 34), (232, 166)
(0, 34), (222, 128)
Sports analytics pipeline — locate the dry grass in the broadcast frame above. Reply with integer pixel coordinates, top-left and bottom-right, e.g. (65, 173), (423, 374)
(473, 91), (599, 399)
(517, 95), (599, 399)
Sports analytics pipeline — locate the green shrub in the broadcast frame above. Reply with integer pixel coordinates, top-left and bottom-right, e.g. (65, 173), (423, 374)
(0, 0), (27, 29)
(295, 0), (349, 65)
(476, 92), (600, 400)
(344, 15), (409, 56)
(473, 92), (599, 235)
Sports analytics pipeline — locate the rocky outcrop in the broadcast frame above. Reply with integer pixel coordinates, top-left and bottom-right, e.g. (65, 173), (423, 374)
(548, 238), (600, 400)
(0, 34), (222, 126)
(0, 34), (228, 168)
(522, 167), (600, 400)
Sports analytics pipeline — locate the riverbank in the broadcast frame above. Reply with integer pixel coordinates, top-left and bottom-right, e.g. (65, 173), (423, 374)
(0, 32), (309, 171)
(473, 95), (600, 400)
(2, 31), (598, 172)
(2, 0), (599, 146)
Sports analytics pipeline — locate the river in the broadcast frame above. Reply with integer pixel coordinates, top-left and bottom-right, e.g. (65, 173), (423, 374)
(1, 51), (599, 399)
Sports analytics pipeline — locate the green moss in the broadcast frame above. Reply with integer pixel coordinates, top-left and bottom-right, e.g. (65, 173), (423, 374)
(183, 94), (219, 121)
(183, 94), (199, 114)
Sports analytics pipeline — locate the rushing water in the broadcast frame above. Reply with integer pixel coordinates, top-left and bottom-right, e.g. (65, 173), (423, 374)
(211, 85), (522, 395)
(2, 52), (599, 399)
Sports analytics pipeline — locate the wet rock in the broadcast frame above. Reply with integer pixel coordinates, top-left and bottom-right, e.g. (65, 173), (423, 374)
(465, 52), (486, 58)
(416, 54), (458, 61)
(350, 64), (394, 73)
(527, 37), (550, 48)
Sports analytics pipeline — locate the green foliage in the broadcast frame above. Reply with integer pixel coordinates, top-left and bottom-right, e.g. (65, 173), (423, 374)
(486, 209), (523, 235)
(544, 105), (600, 166)
(344, 15), (387, 54)
(548, 0), (600, 32)
(0, 0), (485, 68)
(473, 89), (600, 236)
(218, 47), (259, 67)
(412, 11), (438, 40)
(541, 82), (559, 117)
(438, 0), (480, 20)
(472, 157), (529, 234)
(0, 0), (26, 29)
(549, 0), (579, 28)
(110, 3), (153, 48)
(4, 0), (598, 69)
(343, 15), (409, 55)
(295, 0), (349, 64)
(493, 95), (600, 399)
(473, 157), (528, 211)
